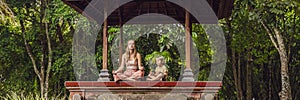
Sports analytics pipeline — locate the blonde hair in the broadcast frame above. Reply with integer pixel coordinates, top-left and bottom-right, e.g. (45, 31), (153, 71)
(156, 56), (165, 64)
(124, 40), (137, 63)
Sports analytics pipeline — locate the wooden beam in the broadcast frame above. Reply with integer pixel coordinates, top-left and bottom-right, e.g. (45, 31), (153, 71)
(61, 0), (83, 13)
(162, 1), (168, 15)
(217, 0), (225, 19)
(122, 1), (144, 19)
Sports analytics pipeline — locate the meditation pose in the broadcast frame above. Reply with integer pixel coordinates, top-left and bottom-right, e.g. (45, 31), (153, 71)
(113, 40), (144, 81)
(147, 56), (168, 81)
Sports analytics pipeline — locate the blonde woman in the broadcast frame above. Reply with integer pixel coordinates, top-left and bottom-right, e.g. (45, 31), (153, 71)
(113, 40), (144, 81)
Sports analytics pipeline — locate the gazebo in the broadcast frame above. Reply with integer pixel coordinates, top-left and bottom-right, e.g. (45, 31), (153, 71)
(62, 0), (233, 99)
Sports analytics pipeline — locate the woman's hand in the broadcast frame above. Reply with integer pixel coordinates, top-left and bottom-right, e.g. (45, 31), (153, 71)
(139, 66), (144, 71)
(112, 70), (117, 74)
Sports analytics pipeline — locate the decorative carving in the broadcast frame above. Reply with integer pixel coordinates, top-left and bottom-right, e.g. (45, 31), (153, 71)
(97, 94), (189, 100)
(181, 68), (195, 81)
(65, 81), (222, 100)
(98, 69), (110, 81)
(201, 93), (215, 100)
(73, 94), (81, 100)
(97, 94), (119, 100)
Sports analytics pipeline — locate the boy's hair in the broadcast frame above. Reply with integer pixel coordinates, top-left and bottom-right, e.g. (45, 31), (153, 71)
(155, 56), (165, 64)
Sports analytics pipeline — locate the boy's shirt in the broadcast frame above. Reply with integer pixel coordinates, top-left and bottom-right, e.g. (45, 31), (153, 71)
(154, 65), (167, 75)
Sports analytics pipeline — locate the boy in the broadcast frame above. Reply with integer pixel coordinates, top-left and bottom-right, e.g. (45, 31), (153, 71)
(147, 56), (168, 81)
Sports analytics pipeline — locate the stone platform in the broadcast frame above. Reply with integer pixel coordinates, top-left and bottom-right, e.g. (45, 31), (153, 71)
(65, 81), (222, 100)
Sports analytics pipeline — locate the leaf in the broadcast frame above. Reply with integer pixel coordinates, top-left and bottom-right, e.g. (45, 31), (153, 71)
(269, 8), (285, 15)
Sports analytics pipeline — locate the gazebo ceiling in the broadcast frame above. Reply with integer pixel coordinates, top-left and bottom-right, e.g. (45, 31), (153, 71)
(62, 0), (234, 25)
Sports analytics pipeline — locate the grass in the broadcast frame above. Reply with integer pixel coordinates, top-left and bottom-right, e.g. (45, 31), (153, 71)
(1, 91), (66, 100)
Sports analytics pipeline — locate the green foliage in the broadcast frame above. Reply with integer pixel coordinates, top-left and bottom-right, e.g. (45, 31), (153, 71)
(144, 51), (172, 64)
(0, 0), (15, 24)
(219, 0), (300, 99)
(135, 33), (181, 81)
(0, 0), (79, 98)
(0, 0), (299, 99)
(191, 24), (212, 81)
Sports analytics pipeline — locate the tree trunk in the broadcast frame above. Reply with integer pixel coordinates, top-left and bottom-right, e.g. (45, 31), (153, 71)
(268, 59), (272, 100)
(20, 0), (51, 99)
(278, 51), (291, 100)
(56, 23), (64, 43)
(261, 21), (292, 100)
(225, 18), (243, 100)
(40, 0), (51, 99)
(232, 50), (242, 100)
(20, 18), (44, 98)
(237, 53), (243, 99)
(246, 53), (252, 100)
(44, 18), (52, 100)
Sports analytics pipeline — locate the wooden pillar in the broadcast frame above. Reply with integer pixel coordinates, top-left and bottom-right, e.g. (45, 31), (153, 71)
(185, 11), (191, 70)
(119, 7), (124, 66)
(119, 27), (123, 65)
(98, 5), (110, 81)
(181, 10), (194, 81)
(103, 18), (108, 70)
